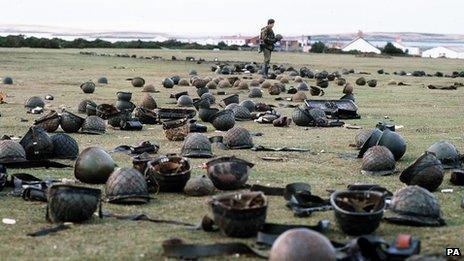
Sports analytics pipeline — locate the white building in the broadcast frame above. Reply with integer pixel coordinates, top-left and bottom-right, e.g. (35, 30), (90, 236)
(422, 46), (464, 59)
(392, 41), (421, 56)
(341, 37), (381, 54)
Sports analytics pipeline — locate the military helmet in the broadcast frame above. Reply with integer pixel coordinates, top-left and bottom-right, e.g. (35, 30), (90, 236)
(400, 152), (444, 192)
(115, 100), (136, 112)
(376, 129), (406, 161)
(237, 81), (249, 90)
(218, 79), (232, 88)
(250, 79), (261, 86)
(86, 103), (97, 116)
(19, 126), (54, 160)
(199, 107), (220, 123)
(270, 228), (336, 261)
(50, 133), (79, 160)
(193, 97), (211, 110)
(223, 127), (253, 149)
(117, 91), (132, 102)
(177, 95), (194, 107)
(355, 129), (374, 149)
(316, 78), (329, 88)
(201, 92), (216, 104)
(130, 77), (145, 87)
(292, 91), (307, 102)
(361, 146), (396, 176)
(232, 105), (251, 121)
(135, 107), (157, 125)
(60, 110), (85, 133)
(196, 86), (209, 97)
(206, 81), (217, 89)
(308, 108), (328, 126)
(268, 84), (282, 95)
(2, 76), (13, 84)
(192, 78), (208, 88)
(180, 133), (213, 158)
(343, 83), (354, 94)
(170, 75), (181, 85)
(337, 78), (347, 86)
(178, 78), (190, 86)
(355, 77), (366, 86)
(426, 141), (460, 169)
(189, 69), (198, 76)
(34, 110), (61, 133)
(25, 96), (45, 109)
(145, 155), (192, 192)
(141, 93), (157, 110)
(249, 87), (263, 98)
(385, 185), (445, 226)
(105, 167), (150, 204)
(367, 79), (377, 87)
(310, 86), (324, 96)
(74, 147), (116, 184)
(297, 82), (309, 91)
(292, 107), (311, 126)
(97, 77), (108, 84)
(239, 100), (255, 112)
(46, 184), (101, 223)
(183, 175), (215, 196)
(358, 128), (383, 158)
(0, 140), (27, 163)
(222, 94), (239, 106)
(78, 100), (97, 113)
(80, 81), (96, 94)
(162, 78), (175, 88)
(206, 156), (254, 190)
(81, 116), (106, 135)
(340, 93), (356, 102)
(142, 84), (156, 92)
(211, 109), (235, 131)
(261, 81), (272, 89)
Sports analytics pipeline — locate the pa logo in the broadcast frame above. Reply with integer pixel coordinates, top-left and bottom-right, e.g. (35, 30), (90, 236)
(446, 248), (461, 256)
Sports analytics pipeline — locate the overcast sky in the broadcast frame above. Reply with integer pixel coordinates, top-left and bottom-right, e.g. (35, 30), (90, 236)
(2, 0), (463, 36)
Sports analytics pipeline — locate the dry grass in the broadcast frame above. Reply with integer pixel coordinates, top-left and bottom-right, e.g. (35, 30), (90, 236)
(0, 48), (463, 260)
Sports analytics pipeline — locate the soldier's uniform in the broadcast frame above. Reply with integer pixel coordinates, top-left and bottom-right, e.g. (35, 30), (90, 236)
(260, 25), (276, 76)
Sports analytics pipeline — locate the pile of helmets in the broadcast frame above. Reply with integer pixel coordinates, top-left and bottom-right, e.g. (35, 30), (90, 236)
(357, 128), (406, 161)
(116, 91), (136, 112)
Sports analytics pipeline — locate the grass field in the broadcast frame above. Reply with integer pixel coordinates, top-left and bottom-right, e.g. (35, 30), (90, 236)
(0, 48), (463, 260)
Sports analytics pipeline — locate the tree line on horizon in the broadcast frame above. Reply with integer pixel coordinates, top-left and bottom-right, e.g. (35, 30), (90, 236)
(0, 34), (405, 55)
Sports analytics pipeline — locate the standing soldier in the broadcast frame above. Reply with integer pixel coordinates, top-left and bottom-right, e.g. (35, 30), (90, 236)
(259, 19), (282, 78)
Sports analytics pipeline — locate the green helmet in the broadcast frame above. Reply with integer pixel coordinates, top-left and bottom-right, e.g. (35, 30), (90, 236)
(51, 133), (79, 160)
(130, 77), (145, 87)
(81, 116), (106, 135)
(310, 85), (324, 96)
(198, 107), (219, 123)
(355, 77), (366, 86)
(196, 86), (209, 97)
(183, 175), (215, 196)
(19, 126), (54, 160)
(80, 81), (96, 94)
(376, 129), (406, 161)
(141, 93), (157, 110)
(270, 229), (336, 261)
(97, 77), (108, 84)
(105, 167), (150, 204)
(2, 76), (13, 84)
(180, 134), (213, 158)
(211, 110), (235, 131)
(46, 184), (101, 223)
(74, 147), (116, 184)
(426, 141), (461, 169)
(361, 145), (396, 176)
(400, 152), (444, 192)
(34, 110), (61, 133)
(25, 96), (45, 109)
(177, 95), (194, 107)
(162, 78), (174, 88)
(385, 185), (445, 226)
(60, 110), (85, 133)
(223, 127), (253, 149)
(337, 78), (347, 86)
(367, 79), (377, 87)
(0, 140), (27, 163)
(292, 107), (311, 126)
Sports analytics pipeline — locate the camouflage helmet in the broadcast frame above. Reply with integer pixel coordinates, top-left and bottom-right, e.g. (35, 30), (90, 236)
(343, 83), (353, 94)
(178, 78), (190, 86)
(239, 100), (255, 112)
(361, 146), (396, 176)
(60, 110), (85, 133)
(50, 133), (79, 160)
(74, 147), (116, 184)
(196, 86), (209, 97)
(292, 107), (311, 126)
(206, 81), (217, 89)
(201, 92), (216, 104)
(2, 76), (13, 84)
(97, 77), (108, 84)
(105, 167), (150, 204)
(19, 126), (54, 160)
(170, 75), (181, 85)
(292, 91), (307, 102)
(211, 109), (235, 131)
(78, 100), (97, 113)
(268, 84), (282, 95)
(232, 105), (251, 121)
(376, 129), (407, 161)
(180, 133), (213, 158)
(46, 184), (101, 223)
(249, 87), (263, 98)
(385, 185), (445, 226)
(183, 175), (215, 196)
(297, 82), (309, 91)
(141, 93), (157, 110)
(308, 108), (328, 126)
(206, 156), (254, 190)
(270, 229), (336, 261)
(223, 127), (253, 149)
(367, 79), (378, 87)
(193, 97), (211, 110)
(130, 77), (145, 87)
(355, 77), (366, 86)
(261, 81), (272, 89)
(177, 95), (194, 107)
(0, 140), (27, 163)
(355, 129), (374, 149)
(25, 96), (45, 109)
(426, 141), (461, 169)
(193, 78), (208, 88)
(34, 110), (61, 133)
(80, 81), (96, 94)
(142, 84), (156, 92)
(199, 107), (219, 123)
(162, 78), (175, 88)
(222, 94), (239, 106)
(81, 116), (106, 135)
(400, 152), (444, 192)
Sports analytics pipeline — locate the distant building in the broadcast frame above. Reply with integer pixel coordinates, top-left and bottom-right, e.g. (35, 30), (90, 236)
(341, 37), (381, 54)
(392, 36), (420, 55)
(421, 46), (464, 59)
